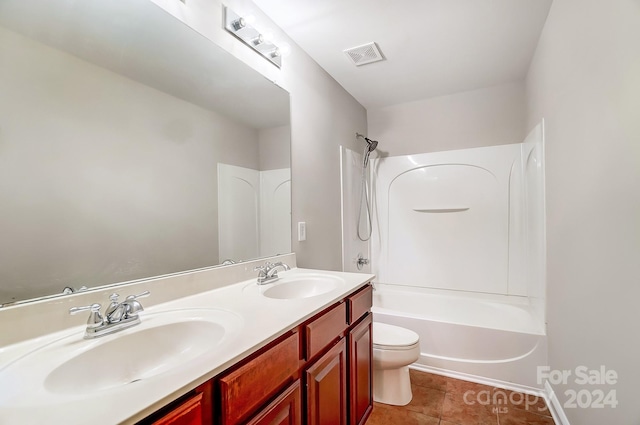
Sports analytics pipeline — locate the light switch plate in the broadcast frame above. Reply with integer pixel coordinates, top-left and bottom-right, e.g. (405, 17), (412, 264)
(298, 222), (306, 241)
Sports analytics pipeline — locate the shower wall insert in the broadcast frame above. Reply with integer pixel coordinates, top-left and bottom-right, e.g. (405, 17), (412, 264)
(340, 122), (546, 388)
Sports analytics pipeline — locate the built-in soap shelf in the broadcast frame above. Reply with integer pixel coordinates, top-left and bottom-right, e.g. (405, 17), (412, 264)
(412, 207), (470, 213)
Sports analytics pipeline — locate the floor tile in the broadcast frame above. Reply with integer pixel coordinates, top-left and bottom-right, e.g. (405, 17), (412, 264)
(367, 403), (439, 425)
(445, 377), (496, 396)
(366, 370), (555, 425)
(500, 389), (551, 417)
(498, 407), (556, 425)
(409, 369), (448, 391)
(401, 384), (445, 417)
(440, 391), (498, 425)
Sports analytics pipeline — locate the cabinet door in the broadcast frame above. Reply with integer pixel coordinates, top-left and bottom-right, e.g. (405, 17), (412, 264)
(150, 392), (204, 425)
(349, 314), (373, 425)
(305, 338), (347, 425)
(246, 380), (302, 425)
(219, 332), (300, 424)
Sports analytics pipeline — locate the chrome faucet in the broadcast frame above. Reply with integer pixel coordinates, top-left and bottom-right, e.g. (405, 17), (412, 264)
(254, 261), (290, 285)
(69, 291), (150, 339)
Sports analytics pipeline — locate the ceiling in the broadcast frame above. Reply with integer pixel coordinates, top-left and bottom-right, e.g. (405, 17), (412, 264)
(252, 0), (553, 109)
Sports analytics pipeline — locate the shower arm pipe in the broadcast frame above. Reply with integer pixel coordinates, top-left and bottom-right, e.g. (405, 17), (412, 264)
(356, 132), (376, 145)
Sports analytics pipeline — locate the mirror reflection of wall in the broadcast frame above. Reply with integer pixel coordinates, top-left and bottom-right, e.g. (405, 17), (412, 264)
(218, 126), (292, 263)
(0, 0), (291, 306)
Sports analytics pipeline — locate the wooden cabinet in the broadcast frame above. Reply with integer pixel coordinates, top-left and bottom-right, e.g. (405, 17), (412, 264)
(305, 338), (348, 425)
(137, 283), (372, 425)
(304, 302), (347, 360)
(304, 284), (373, 425)
(140, 381), (213, 425)
(219, 332), (300, 425)
(347, 285), (372, 325)
(246, 380), (302, 425)
(348, 314), (373, 425)
(150, 392), (204, 425)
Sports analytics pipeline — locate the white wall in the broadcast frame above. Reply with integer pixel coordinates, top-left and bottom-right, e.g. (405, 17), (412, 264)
(259, 125), (291, 171)
(151, 0), (367, 270)
(367, 82), (526, 156)
(526, 0), (640, 423)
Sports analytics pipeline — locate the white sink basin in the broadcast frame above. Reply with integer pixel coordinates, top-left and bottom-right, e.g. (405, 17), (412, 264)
(244, 272), (345, 299)
(0, 308), (242, 402)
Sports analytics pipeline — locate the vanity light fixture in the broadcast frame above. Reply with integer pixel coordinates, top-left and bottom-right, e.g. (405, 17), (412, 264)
(223, 6), (282, 68)
(231, 17), (246, 31)
(251, 34), (264, 46)
(268, 47), (280, 58)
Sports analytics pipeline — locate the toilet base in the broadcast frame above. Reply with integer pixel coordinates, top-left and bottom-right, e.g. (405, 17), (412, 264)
(373, 365), (413, 406)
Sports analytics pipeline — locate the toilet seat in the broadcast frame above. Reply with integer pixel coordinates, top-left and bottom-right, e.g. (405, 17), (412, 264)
(373, 322), (419, 350)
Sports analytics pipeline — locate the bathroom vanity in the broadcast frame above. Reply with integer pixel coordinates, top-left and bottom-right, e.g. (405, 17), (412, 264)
(142, 284), (373, 425)
(0, 258), (374, 425)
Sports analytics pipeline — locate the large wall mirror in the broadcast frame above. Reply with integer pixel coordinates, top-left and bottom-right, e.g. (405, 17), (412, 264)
(0, 0), (292, 306)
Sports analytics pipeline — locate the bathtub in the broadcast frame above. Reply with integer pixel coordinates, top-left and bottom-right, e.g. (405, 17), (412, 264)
(371, 284), (547, 389)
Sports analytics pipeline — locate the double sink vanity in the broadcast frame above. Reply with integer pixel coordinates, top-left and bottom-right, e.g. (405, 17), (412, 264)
(0, 255), (374, 425)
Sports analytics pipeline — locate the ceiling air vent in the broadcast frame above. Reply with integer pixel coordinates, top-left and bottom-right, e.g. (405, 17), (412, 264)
(344, 42), (385, 66)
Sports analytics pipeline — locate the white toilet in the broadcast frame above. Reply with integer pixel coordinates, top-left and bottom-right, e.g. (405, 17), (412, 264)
(372, 322), (420, 406)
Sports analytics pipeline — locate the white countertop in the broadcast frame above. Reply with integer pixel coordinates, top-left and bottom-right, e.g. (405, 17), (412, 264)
(0, 267), (374, 425)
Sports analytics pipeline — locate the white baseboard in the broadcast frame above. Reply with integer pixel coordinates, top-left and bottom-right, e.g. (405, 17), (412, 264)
(409, 364), (546, 397)
(544, 381), (571, 425)
(410, 364), (571, 425)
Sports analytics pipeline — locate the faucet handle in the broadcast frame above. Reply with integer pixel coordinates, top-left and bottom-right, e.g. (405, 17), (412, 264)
(69, 303), (104, 329)
(123, 291), (150, 320)
(254, 265), (268, 276)
(270, 261), (290, 271)
(125, 290), (150, 301)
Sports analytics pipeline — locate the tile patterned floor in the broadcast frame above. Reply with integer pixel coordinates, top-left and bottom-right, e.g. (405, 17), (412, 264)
(366, 369), (556, 425)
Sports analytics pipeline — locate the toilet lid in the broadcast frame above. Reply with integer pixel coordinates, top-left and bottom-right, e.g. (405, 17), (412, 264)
(373, 322), (419, 348)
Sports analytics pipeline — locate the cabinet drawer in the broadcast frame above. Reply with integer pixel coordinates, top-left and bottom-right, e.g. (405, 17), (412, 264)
(246, 380), (302, 425)
(219, 332), (300, 425)
(150, 392), (204, 425)
(305, 302), (347, 360)
(348, 285), (372, 325)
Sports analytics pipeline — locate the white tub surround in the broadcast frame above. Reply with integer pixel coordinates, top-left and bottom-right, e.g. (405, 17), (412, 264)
(340, 123), (548, 390)
(0, 256), (374, 425)
(372, 284), (547, 389)
(369, 123), (545, 302)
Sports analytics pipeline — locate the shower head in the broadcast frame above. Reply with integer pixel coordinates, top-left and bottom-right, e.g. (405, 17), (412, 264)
(365, 138), (378, 152)
(356, 133), (379, 152)
(356, 133), (379, 168)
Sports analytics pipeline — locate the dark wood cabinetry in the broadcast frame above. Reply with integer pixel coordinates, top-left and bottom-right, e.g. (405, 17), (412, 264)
(246, 380), (302, 425)
(137, 283), (372, 425)
(219, 332), (300, 425)
(305, 338), (348, 425)
(348, 314), (373, 425)
(150, 392), (204, 425)
(140, 381), (213, 425)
